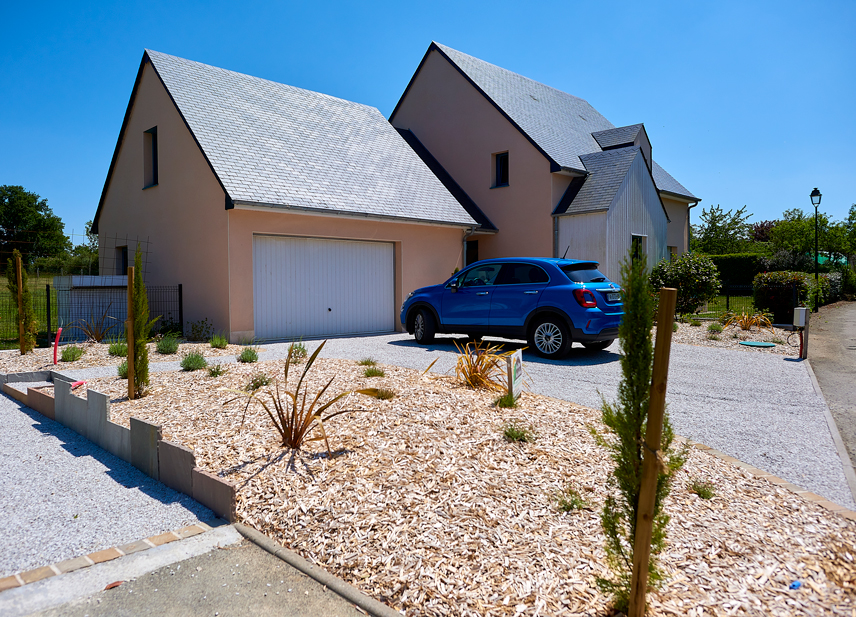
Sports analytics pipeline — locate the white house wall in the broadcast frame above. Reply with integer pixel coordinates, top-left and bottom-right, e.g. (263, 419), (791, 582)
(606, 153), (668, 276)
(557, 211), (608, 272)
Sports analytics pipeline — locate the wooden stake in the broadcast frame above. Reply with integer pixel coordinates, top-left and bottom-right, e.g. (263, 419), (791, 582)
(15, 253), (24, 355)
(127, 265), (135, 400)
(628, 287), (677, 617)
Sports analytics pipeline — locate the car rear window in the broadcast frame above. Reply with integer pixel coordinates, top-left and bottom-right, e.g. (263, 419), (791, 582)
(496, 263), (549, 285)
(561, 264), (608, 283)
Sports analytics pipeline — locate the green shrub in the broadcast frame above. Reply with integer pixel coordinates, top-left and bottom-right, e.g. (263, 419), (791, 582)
(688, 478), (716, 500)
(650, 252), (721, 317)
(237, 347), (259, 363)
(555, 484), (589, 512)
(187, 318), (213, 342)
(288, 342), (307, 363)
(672, 322), (679, 332)
(180, 351), (208, 371)
(706, 253), (767, 285)
(494, 392), (518, 408)
(372, 388), (395, 400)
(593, 252), (687, 612)
(707, 323), (723, 333)
(502, 420), (534, 443)
(689, 319), (702, 327)
(61, 345), (85, 362)
(209, 333), (228, 349)
(752, 270), (830, 320)
(363, 367), (385, 378)
(707, 333), (721, 341)
(357, 358), (377, 366)
(108, 339), (128, 356)
(117, 360), (128, 379)
(207, 364), (228, 377)
(156, 334), (179, 354)
(245, 373), (271, 391)
(156, 317), (183, 337)
(6, 249), (37, 354)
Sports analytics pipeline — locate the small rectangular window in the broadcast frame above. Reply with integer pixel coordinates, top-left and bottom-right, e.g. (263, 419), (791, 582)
(465, 240), (479, 266)
(143, 127), (158, 188)
(631, 235), (647, 262)
(494, 152), (509, 187)
(116, 246), (128, 275)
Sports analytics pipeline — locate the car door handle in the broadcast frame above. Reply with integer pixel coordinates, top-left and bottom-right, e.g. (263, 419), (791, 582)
(523, 291), (539, 294)
(476, 291), (489, 296)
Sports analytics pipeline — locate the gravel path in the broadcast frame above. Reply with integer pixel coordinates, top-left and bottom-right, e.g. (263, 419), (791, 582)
(0, 396), (213, 577)
(46, 332), (856, 510)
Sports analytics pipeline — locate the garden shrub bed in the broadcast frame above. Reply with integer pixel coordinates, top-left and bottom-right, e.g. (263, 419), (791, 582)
(77, 357), (854, 616)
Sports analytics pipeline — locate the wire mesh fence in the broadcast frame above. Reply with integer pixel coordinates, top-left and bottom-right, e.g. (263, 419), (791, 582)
(694, 283), (800, 324)
(0, 278), (182, 348)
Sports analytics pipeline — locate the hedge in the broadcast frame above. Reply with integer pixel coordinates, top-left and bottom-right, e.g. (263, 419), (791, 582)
(752, 271), (831, 323)
(707, 253), (767, 286)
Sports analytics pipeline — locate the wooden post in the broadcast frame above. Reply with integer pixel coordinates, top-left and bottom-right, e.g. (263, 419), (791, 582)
(15, 253), (24, 355)
(628, 287), (678, 617)
(127, 265), (135, 400)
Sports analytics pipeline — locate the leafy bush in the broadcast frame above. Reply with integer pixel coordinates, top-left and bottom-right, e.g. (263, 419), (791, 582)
(180, 351), (208, 371)
(108, 339), (128, 357)
(61, 345), (85, 362)
(762, 249), (814, 273)
(672, 322), (679, 333)
(207, 364), (228, 377)
(502, 420), (534, 442)
(650, 252), (721, 317)
(593, 253), (687, 612)
(707, 322), (723, 333)
(288, 342), (307, 363)
(555, 484), (589, 512)
(209, 333), (228, 349)
(245, 373), (271, 392)
(363, 367), (385, 378)
(824, 272), (842, 303)
(187, 318), (213, 342)
(6, 249), (37, 354)
(752, 270), (830, 320)
(706, 253), (767, 285)
(237, 347), (259, 363)
(117, 360), (128, 379)
(156, 334), (179, 354)
(156, 317), (183, 337)
(454, 339), (513, 391)
(372, 388), (395, 400)
(688, 478), (716, 499)
(494, 392), (518, 408)
(356, 358), (377, 366)
(225, 339), (378, 454)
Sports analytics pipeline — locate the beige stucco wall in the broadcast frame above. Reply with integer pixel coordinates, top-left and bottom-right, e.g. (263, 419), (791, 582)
(97, 60), (231, 331)
(392, 49), (556, 260)
(663, 197), (691, 254)
(226, 208), (464, 340)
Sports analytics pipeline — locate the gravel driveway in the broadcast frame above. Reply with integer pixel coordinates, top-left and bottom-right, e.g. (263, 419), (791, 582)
(0, 396), (213, 577)
(256, 333), (856, 509)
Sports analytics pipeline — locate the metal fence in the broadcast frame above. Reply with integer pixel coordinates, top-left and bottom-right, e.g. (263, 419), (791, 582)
(695, 282), (800, 325)
(0, 276), (182, 347)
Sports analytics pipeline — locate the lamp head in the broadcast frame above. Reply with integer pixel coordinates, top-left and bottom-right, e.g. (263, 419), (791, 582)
(810, 188), (822, 207)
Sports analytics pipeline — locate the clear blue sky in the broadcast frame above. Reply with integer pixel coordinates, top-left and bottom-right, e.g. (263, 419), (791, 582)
(2, 0), (854, 241)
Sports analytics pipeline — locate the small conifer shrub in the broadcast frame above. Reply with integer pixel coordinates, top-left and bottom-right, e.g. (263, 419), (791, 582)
(61, 345), (85, 362)
(117, 360), (128, 379)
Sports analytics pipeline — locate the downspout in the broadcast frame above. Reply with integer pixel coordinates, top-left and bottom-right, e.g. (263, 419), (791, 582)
(462, 227), (476, 267)
(687, 201), (699, 253)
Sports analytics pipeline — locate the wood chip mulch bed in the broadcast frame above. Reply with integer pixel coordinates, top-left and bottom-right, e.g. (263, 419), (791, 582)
(0, 341), (251, 373)
(78, 357), (855, 616)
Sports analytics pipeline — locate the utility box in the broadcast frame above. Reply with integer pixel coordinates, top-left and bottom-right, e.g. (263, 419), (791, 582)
(794, 307), (808, 328)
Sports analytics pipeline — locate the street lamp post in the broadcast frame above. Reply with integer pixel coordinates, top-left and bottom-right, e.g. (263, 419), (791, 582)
(810, 188), (822, 312)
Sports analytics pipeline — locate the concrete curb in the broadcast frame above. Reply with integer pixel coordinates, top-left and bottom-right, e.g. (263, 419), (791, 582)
(803, 359), (856, 505)
(234, 523), (402, 617)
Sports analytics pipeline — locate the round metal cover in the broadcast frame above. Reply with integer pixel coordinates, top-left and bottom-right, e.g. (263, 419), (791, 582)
(738, 341), (776, 348)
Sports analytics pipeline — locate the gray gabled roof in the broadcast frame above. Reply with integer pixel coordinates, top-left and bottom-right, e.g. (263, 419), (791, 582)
(139, 51), (476, 227)
(426, 43), (698, 202)
(554, 147), (641, 215)
(591, 124), (644, 150)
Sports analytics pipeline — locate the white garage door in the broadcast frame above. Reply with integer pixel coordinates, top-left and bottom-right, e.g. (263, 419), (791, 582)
(253, 235), (395, 341)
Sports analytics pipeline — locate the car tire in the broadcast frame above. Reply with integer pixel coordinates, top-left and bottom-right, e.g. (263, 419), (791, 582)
(582, 339), (614, 351)
(413, 309), (436, 345)
(529, 317), (571, 359)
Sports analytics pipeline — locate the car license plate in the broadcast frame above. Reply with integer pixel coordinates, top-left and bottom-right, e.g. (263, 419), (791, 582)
(607, 292), (621, 302)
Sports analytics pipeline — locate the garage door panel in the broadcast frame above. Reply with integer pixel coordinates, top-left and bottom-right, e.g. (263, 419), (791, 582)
(253, 236), (394, 340)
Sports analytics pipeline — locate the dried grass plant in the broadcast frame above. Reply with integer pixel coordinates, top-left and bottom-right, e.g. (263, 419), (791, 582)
(453, 339), (514, 391)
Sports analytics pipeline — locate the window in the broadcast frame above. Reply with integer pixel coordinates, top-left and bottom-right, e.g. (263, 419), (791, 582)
(561, 263), (608, 283)
(496, 263), (549, 285)
(459, 264), (501, 287)
(493, 151), (509, 187)
(631, 235), (647, 262)
(465, 240), (479, 266)
(143, 126), (158, 188)
(116, 246), (128, 275)
(668, 246), (678, 262)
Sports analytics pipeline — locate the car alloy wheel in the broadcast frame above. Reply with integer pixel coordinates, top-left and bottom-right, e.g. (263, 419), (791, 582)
(415, 313), (425, 339)
(533, 321), (565, 356)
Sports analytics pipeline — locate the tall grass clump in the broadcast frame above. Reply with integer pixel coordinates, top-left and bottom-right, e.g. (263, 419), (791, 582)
(238, 347), (259, 363)
(210, 333), (228, 349)
(454, 339), (513, 391)
(156, 334), (179, 354)
(180, 351), (208, 371)
(108, 338), (128, 357)
(592, 253), (687, 613)
(61, 345), (85, 362)
(6, 249), (37, 354)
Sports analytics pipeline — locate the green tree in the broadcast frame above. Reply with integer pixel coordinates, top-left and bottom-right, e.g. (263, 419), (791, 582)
(691, 205), (752, 254)
(594, 253), (687, 612)
(650, 253), (721, 316)
(6, 249), (38, 354)
(131, 245), (159, 396)
(0, 186), (70, 264)
(769, 208), (850, 264)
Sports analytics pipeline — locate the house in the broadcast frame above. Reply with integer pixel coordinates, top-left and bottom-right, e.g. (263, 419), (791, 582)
(92, 50), (478, 342)
(390, 42), (700, 281)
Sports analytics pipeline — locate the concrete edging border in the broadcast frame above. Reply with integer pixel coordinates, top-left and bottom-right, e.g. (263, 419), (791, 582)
(234, 523), (403, 617)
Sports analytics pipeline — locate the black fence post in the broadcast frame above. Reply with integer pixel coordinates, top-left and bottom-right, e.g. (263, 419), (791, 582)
(178, 284), (184, 337)
(46, 284), (52, 345)
(725, 284), (730, 312)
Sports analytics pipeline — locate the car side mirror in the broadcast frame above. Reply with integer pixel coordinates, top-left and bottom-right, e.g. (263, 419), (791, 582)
(449, 280), (458, 293)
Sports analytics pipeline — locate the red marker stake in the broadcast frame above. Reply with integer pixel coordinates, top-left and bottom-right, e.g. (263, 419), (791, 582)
(53, 327), (63, 365)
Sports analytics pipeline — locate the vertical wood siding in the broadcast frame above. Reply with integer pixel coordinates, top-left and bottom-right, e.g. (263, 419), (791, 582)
(252, 235), (394, 340)
(557, 212), (607, 268)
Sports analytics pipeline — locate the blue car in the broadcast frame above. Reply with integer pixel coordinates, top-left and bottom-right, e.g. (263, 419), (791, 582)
(400, 257), (623, 359)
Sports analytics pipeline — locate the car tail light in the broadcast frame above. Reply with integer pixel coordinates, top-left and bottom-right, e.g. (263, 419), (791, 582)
(573, 289), (597, 308)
